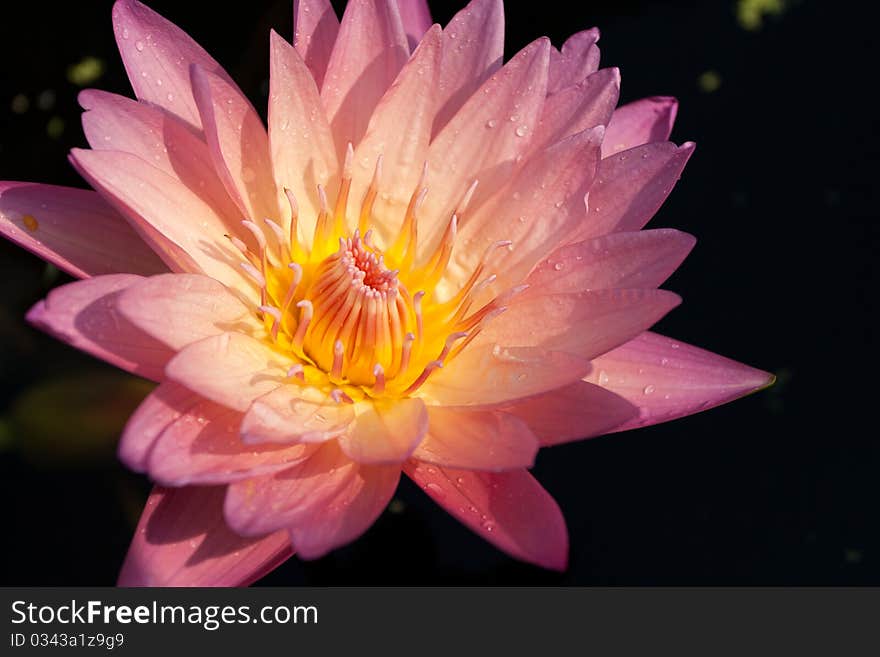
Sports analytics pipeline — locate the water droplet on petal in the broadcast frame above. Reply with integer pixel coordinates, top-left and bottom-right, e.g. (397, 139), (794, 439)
(135, 40), (145, 52)
(515, 125), (528, 137)
(122, 28), (130, 40)
(643, 384), (656, 395)
(425, 482), (445, 499)
(598, 370), (609, 385)
(481, 519), (496, 532)
(553, 262), (564, 271)
(486, 119), (497, 128)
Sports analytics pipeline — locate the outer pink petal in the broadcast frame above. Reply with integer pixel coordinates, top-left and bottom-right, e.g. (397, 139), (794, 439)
(321, 0), (410, 154)
(478, 288), (681, 360)
(338, 398), (428, 464)
(603, 96), (679, 157)
(118, 484), (292, 587)
(241, 385), (354, 444)
(111, 0), (239, 131)
(413, 407), (538, 470)
(293, 0), (340, 89)
(396, 0), (432, 49)
(116, 273), (260, 351)
(79, 90), (242, 233)
(548, 28), (601, 94)
(191, 66), (280, 227)
(423, 345), (592, 407)
(351, 25), (441, 242)
(165, 333), (291, 412)
(421, 37), (550, 250)
(568, 141), (696, 243)
(501, 381), (639, 446)
(403, 461), (568, 570)
(530, 67), (620, 155)
(268, 31), (339, 239)
(0, 181), (166, 278)
(524, 229), (696, 296)
(70, 148), (254, 291)
(585, 331), (775, 432)
(433, 0), (505, 136)
(25, 274), (172, 381)
(147, 397), (315, 486)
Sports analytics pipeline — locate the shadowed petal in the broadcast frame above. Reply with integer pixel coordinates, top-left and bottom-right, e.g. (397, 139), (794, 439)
(404, 461), (568, 570)
(397, 0), (432, 49)
(293, 0), (340, 89)
(0, 181), (166, 278)
(603, 96), (678, 156)
(548, 28), (601, 94)
(118, 485), (292, 587)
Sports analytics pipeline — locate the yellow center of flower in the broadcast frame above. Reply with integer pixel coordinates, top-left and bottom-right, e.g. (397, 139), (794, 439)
(229, 146), (516, 402)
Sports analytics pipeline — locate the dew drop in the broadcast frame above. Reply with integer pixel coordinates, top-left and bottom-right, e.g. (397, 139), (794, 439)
(598, 370), (609, 385)
(135, 40), (145, 52)
(122, 28), (130, 40)
(643, 384), (656, 395)
(515, 125), (528, 137)
(481, 519), (496, 532)
(155, 78), (163, 87)
(166, 92), (174, 102)
(486, 119), (497, 128)
(425, 482), (445, 499)
(670, 343), (680, 349)
(660, 357), (669, 365)
(553, 262), (564, 271)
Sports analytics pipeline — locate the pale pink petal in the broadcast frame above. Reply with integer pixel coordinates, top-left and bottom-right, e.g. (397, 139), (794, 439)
(241, 385), (354, 444)
(396, 0), (432, 49)
(191, 66), (280, 226)
(79, 90), (242, 232)
(423, 345), (592, 407)
(413, 407), (538, 470)
(147, 397), (315, 486)
(478, 288), (681, 360)
(293, 0), (340, 89)
(548, 28), (601, 94)
(530, 67), (620, 155)
(118, 485), (292, 587)
(568, 141), (696, 243)
(0, 181), (166, 278)
(351, 25), (441, 242)
(165, 333), (291, 412)
(111, 0), (239, 131)
(501, 381), (639, 446)
(321, 0), (409, 154)
(432, 0), (504, 136)
(288, 459), (400, 559)
(338, 398), (428, 464)
(224, 441), (356, 535)
(116, 273), (261, 352)
(524, 229), (696, 295)
(586, 331), (775, 432)
(70, 148), (254, 291)
(421, 37), (551, 249)
(404, 461), (567, 570)
(603, 96), (678, 157)
(458, 125), (603, 291)
(268, 31), (339, 239)
(25, 274), (172, 382)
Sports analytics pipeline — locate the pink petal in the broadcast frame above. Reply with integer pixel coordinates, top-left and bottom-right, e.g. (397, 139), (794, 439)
(241, 385), (354, 444)
(165, 333), (291, 412)
(321, 0), (410, 154)
(603, 96), (678, 157)
(26, 274), (172, 382)
(501, 381), (639, 446)
(116, 273), (260, 351)
(423, 345), (592, 407)
(69, 148), (254, 291)
(338, 398), (428, 464)
(268, 31), (339, 239)
(293, 0), (340, 89)
(479, 288), (681, 360)
(0, 181), (166, 278)
(585, 331), (775, 432)
(433, 0), (505, 136)
(413, 407), (538, 470)
(403, 461), (568, 570)
(147, 396), (315, 486)
(79, 90), (242, 233)
(420, 37), (550, 250)
(191, 66), (280, 227)
(548, 28), (601, 94)
(396, 0), (432, 49)
(118, 484), (292, 587)
(351, 25), (441, 242)
(524, 229), (696, 295)
(224, 441), (359, 536)
(111, 0), (239, 131)
(568, 141), (696, 243)
(530, 67), (620, 155)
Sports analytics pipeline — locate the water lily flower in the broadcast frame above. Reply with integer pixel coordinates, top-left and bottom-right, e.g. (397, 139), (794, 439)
(0, 0), (772, 586)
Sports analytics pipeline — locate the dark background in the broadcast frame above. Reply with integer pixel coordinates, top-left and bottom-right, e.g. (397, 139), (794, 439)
(0, 0), (875, 585)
